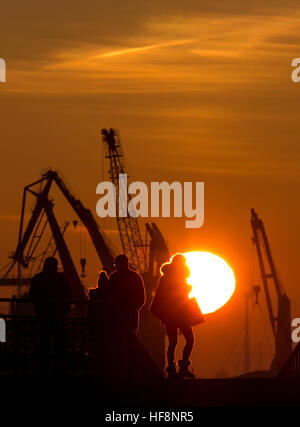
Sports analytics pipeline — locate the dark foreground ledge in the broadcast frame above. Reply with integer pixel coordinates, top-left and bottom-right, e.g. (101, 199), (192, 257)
(1, 376), (300, 408)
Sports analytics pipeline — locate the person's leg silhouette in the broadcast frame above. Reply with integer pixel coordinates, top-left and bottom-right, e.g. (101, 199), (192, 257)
(165, 324), (178, 378)
(178, 326), (195, 379)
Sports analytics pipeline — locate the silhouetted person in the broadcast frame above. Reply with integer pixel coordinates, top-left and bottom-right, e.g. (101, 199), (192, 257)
(89, 271), (109, 301)
(29, 257), (72, 375)
(108, 254), (145, 331)
(102, 254), (145, 379)
(150, 254), (198, 379)
(87, 270), (109, 350)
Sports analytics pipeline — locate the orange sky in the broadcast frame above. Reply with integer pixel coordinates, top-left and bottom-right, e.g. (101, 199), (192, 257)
(1, 0), (300, 377)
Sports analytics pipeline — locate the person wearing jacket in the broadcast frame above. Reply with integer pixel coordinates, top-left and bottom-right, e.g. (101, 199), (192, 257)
(29, 257), (72, 375)
(108, 254), (145, 331)
(150, 253), (198, 379)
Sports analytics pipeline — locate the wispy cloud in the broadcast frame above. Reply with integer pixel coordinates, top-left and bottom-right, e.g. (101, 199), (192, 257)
(96, 39), (195, 58)
(2, 3), (300, 185)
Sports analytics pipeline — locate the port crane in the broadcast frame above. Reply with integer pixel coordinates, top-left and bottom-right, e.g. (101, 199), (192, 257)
(101, 128), (170, 274)
(3, 170), (115, 301)
(101, 128), (147, 273)
(250, 208), (292, 372)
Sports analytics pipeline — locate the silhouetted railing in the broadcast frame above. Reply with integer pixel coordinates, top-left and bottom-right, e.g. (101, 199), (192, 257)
(278, 342), (300, 378)
(0, 314), (91, 375)
(0, 298), (163, 380)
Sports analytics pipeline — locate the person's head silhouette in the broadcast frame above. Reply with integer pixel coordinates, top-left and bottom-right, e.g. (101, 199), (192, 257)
(161, 253), (190, 279)
(43, 257), (59, 274)
(171, 253), (187, 267)
(114, 254), (129, 271)
(171, 253), (190, 278)
(97, 270), (109, 287)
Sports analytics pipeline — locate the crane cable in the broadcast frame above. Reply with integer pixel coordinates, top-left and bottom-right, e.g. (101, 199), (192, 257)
(246, 240), (273, 368)
(222, 242), (273, 375)
(232, 302), (257, 374)
(221, 302), (256, 374)
(79, 222), (87, 278)
(248, 239), (273, 367)
(257, 303), (274, 350)
(228, 242), (258, 374)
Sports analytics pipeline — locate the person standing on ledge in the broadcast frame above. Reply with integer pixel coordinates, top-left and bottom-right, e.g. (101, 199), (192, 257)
(150, 253), (203, 379)
(89, 270), (109, 301)
(108, 254), (145, 332)
(105, 254), (145, 379)
(29, 257), (72, 375)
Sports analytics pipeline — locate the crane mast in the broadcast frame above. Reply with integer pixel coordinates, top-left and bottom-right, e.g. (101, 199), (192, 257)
(250, 208), (292, 372)
(101, 128), (146, 273)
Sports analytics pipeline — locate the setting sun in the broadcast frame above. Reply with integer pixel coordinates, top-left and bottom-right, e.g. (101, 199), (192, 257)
(184, 251), (235, 314)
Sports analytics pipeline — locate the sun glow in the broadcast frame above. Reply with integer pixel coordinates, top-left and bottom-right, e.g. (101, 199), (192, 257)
(184, 251), (235, 314)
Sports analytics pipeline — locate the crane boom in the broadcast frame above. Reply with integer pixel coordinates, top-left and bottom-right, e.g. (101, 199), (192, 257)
(46, 170), (115, 272)
(250, 208), (292, 372)
(43, 198), (85, 301)
(13, 178), (52, 268)
(145, 223), (170, 276)
(6, 170), (116, 300)
(8, 182), (86, 301)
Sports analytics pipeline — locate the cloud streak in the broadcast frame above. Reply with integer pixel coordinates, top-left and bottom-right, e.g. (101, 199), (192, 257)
(97, 39), (195, 58)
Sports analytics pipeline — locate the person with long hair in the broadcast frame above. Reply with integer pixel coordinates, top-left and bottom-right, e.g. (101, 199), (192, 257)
(150, 253), (201, 379)
(89, 270), (109, 301)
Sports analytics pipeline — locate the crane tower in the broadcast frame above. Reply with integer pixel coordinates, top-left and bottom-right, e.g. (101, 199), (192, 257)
(101, 128), (146, 273)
